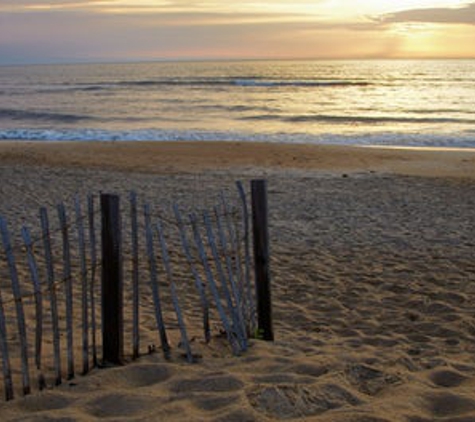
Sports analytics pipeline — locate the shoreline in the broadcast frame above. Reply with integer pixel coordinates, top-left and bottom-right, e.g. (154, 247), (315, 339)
(1, 140), (474, 179)
(361, 144), (475, 152)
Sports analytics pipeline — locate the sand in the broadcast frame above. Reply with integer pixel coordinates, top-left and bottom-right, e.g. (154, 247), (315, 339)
(0, 141), (474, 421)
(0, 141), (474, 178)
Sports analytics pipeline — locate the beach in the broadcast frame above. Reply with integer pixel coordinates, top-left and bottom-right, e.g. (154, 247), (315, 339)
(0, 141), (475, 421)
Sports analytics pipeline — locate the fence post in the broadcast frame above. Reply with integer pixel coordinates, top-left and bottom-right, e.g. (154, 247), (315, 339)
(251, 179), (274, 341)
(101, 194), (123, 365)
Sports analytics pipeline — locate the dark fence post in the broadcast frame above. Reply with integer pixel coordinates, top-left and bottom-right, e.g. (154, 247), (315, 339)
(101, 194), (124, 365)
(251, 179), (274, 341)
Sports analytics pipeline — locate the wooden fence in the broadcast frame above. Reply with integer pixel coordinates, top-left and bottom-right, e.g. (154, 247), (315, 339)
(0, 179), (272, 401)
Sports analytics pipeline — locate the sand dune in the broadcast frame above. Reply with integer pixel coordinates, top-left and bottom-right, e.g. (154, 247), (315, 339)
(0, 141), (474, 421)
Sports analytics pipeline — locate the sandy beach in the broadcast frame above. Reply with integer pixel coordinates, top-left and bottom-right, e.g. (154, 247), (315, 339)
(0, 141), (474, 178)
(0, 141), (475, 421)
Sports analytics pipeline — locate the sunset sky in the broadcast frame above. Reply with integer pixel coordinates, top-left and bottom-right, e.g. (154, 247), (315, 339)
(1, 1), (474, 64)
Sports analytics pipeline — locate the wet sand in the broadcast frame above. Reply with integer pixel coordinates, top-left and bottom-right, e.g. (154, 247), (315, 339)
(0, 141), (474, 178)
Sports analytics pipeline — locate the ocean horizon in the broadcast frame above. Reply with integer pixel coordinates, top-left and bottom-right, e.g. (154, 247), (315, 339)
(1, 59), (474, 148)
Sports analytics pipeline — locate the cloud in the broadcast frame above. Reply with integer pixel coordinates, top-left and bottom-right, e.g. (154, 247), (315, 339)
(1, 1), (474, 64)
(0, 7), (387, 64)
(379, 2), (475, 26)
(0, 0), (324, 11)
(0, 1), (340, 28)
(0, 0), (104, 7)
(0, 0), (111, 13)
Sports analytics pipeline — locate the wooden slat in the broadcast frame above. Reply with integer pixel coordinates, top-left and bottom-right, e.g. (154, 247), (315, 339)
(21, 226), (46, 390)
(251, 180), (274, 341)
(87, 195), (98, 368)
(212, 208), (248, 349)
(130, 191), (140, 360)
(189, 213), (241, 355)
(0, 217), (31, 396)
(155, 219), (194, 363)
(75, 196), (89, 374)
(203, 211), (247, 351)
(143, 204), (170, 359)
(219, 192), (246, 326)
(236, 181), (255, 333)
(57, 202), (75, 379)
(0, 219), (14, 400)
(173, 204), (210, 343)
(100, 194), (124, 366)
(40, 207), (62, 385)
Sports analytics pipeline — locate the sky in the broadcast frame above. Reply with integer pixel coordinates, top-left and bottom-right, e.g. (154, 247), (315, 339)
(0, 1), (475, 64)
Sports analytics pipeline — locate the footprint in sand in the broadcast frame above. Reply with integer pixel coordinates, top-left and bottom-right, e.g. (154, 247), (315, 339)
(246, 383), (362, 419)
(210, 408), (257, 422)
(344, 363), (402, 396)
(325, 413), (393, 422)
(98, 363), (172, 388)
(191, 393), (240, 412)
(424, 392), (475, 418)
(252, 373), (314, 385)
(16, 393), (73, 413)
(169, 374), (244, 394)
(428, 369), (468, 388)
(289, 363), (329, 378)
(85, 392), (161, 418)
(168, 375), (251, 421)
(5, 417), (77, 422)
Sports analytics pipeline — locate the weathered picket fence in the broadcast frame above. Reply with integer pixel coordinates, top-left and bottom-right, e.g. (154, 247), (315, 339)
(0, 179), (272, 401)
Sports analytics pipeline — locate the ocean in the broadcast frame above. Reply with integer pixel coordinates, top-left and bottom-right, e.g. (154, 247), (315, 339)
(1, 59), (475, 148)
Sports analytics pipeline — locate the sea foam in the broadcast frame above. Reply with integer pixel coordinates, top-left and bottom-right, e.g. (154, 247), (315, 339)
(1, 128), (474, 149)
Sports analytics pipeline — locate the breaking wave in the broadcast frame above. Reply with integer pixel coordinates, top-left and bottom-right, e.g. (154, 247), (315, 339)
(1, 128), (474, 149)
